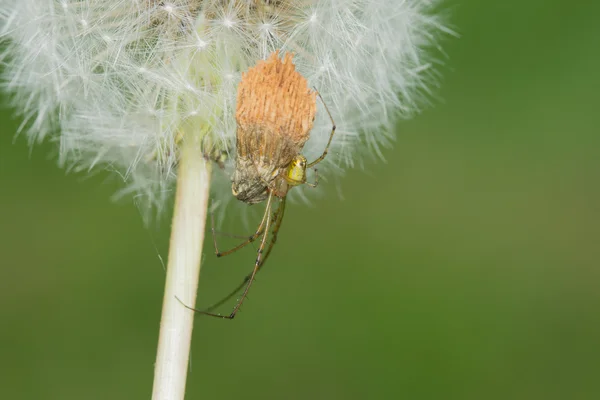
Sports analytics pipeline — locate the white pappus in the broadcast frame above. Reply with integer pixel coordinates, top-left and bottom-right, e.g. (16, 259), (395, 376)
(0, 0), (452, 217)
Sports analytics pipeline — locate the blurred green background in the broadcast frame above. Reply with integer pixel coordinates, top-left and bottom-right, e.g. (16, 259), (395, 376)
(1, 1), (599, 399)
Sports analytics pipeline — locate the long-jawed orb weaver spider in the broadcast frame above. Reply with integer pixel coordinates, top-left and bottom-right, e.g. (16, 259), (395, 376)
(181, 51), (336, 319)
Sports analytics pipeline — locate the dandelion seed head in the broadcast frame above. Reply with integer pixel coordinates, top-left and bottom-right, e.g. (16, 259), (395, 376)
(1, 0), (453, 218)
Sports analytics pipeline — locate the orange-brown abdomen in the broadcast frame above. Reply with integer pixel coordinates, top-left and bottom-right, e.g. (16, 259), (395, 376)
(233, 51), (317, 204)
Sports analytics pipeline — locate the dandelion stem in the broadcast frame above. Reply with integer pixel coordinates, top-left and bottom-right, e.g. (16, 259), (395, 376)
(152, 136), (211, 400)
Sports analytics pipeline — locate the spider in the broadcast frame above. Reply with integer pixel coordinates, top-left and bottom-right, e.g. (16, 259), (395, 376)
(181, 52), (337, 319)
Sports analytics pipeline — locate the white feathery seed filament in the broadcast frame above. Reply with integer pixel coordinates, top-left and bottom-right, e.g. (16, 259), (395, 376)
(1, 0), (453, 216)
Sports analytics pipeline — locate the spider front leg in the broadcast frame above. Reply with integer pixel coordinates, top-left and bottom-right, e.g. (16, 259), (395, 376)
(210, 193), (273, 258)
(305, 168), (319, 188)
(307, 90), (337, 168)
(180, 192), (276, 319)
(197, 197), (286, 314)
(258, 196), (286, 266)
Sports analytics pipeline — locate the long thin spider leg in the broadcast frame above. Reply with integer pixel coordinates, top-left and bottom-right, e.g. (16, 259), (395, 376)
(181, 192), (275, 319)
(201, 277), (249, 313)
(201, 198), (285, 313)
(307, 90), (337, 168)
(211, 194), (273, 258)
(305, 168), (319, 188)
(260, 196), (286, 265)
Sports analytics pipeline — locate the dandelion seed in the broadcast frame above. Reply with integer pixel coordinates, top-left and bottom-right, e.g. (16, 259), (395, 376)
(1, 0), (452, 218)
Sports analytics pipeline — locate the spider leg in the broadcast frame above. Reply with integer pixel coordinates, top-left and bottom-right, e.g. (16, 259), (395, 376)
(305, 168), (319, 188)
(307, 90), (336, 168)
(183, 196), (286, 316)
(260, 196), (286, 265)
(180, 192), (276, 319)
(210, 194), (272, 258)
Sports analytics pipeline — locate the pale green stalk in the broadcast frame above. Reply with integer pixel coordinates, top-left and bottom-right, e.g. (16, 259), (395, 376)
(152, 135), (211, 400)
